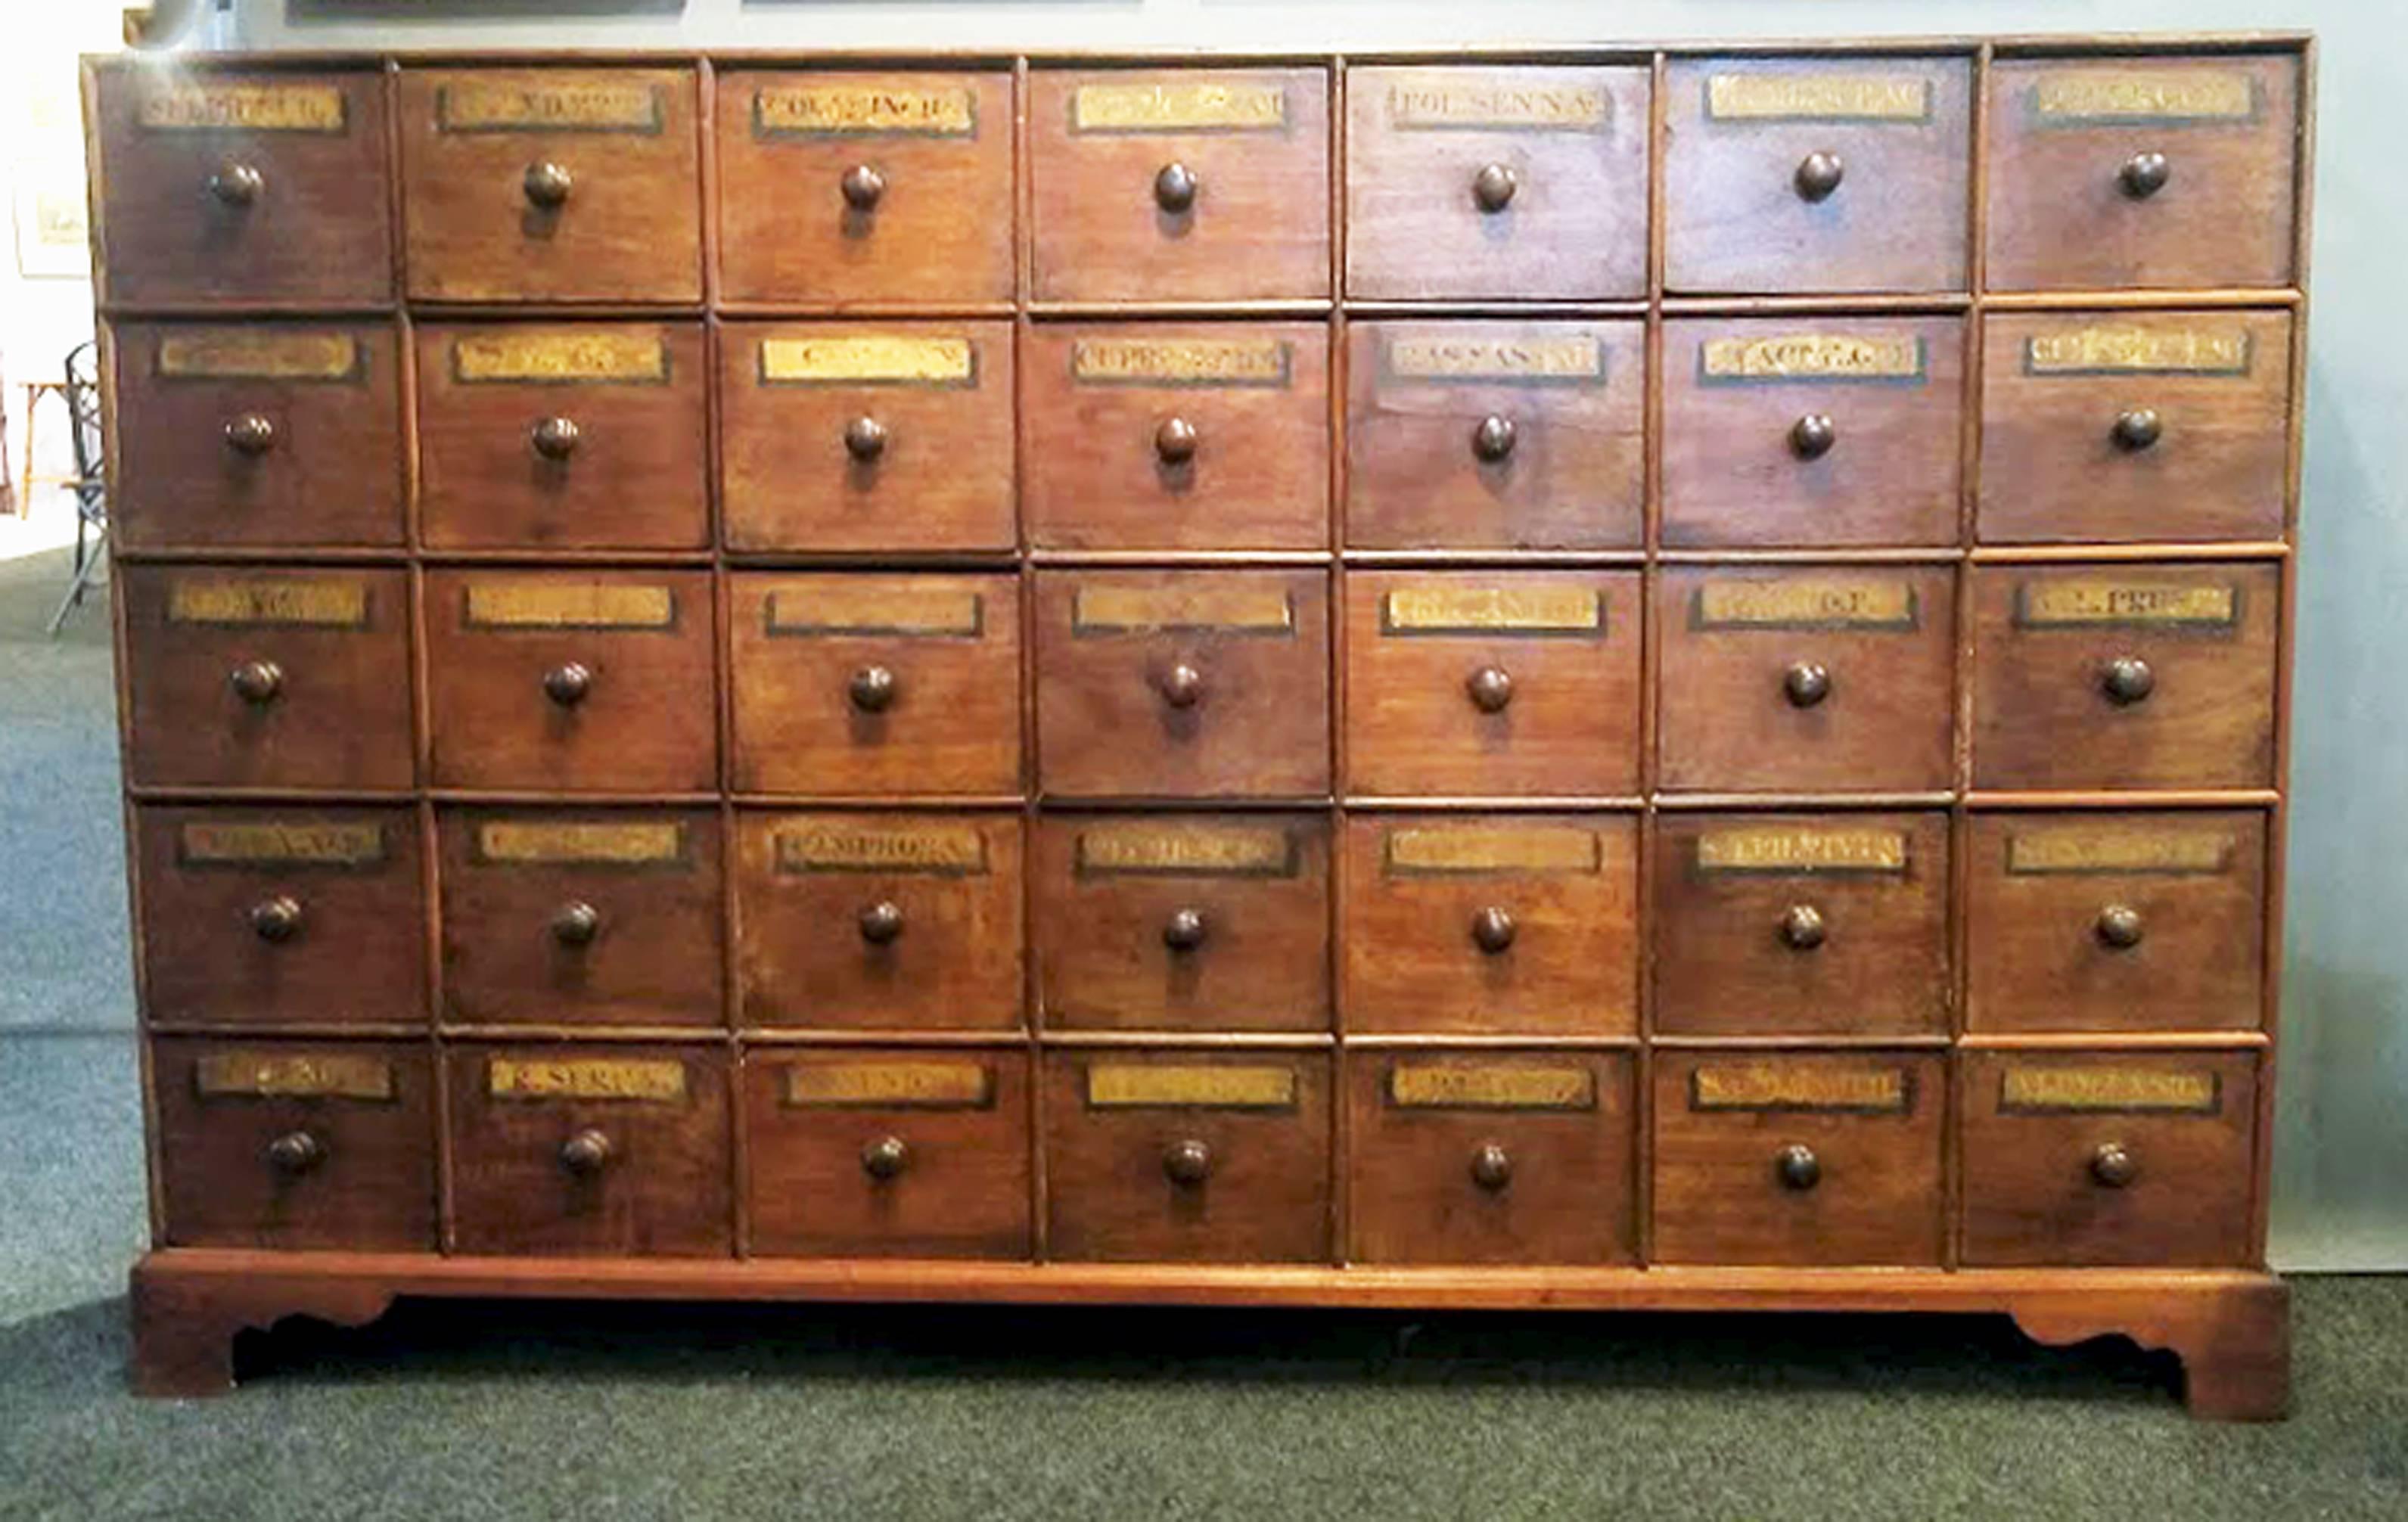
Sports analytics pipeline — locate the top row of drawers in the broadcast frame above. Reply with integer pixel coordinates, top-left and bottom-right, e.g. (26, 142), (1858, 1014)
(89, 57), (2306, 307)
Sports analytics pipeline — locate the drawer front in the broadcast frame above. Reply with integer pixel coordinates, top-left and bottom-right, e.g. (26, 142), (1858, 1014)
(746, 1049), (1031, 1259)
(1965, 812), (2266, 1033)
(1344, 815), (1639, 1036)
(1346, 572), (1641, 797)
(1664, 57), (1971, 295)
(448, 1045), (732, 1256)
(1029, 69), (1331, 302)
(1345, 321), (1644, 551)
(438, 810), (723, 1029)
(1986, 55), (2301, 292)
(1022, 324), (1329, 551)
(730, 573), (1021, 797)
(1043, 1050), (1331, 1263)
(1661, 317), (1963, 548)
(1033, 813), (1329, 1032)
(721, 321), (1015, 553)
(1344, 65), (1650, 300)
(93, 68), (393, 306)
(135, 806), (426, 1029)
(1653, 813), (1949, 1037)
(416, 323), (710, 551)
(1978, 311), (2291, 545)
(111, 321), (405, 550)
(1347, 1051), (1636, 1265)
(399, 67), (703, 302)
(1970, 564), (2278, 791)
(1034, 570), (1331, 800)
(154, 1039), (434, 1252)
(1658, 567), (1956, 793)
(735, 812), (1024, 1030)
(1651, 1051), (1944, 1266)
(716, 70), (1015, 304)
(425, 570), (716, 793)
(1961, 1051), (2256, 1266)
(123, 566), (414, 791)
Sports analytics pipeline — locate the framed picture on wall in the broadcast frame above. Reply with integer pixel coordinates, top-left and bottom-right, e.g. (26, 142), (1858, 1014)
(12, 166), (89, 279)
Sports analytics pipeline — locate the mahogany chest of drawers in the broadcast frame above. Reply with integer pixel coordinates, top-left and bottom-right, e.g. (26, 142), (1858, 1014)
(87, 36), (2310, 1417)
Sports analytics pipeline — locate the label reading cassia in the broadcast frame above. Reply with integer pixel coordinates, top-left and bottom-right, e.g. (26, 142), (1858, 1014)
(2030, 70), (2257, 125)
(168, 576), (368, 627)
(784, 1061), (995, 1109)
(2023, 326), (2252, 377)
(451, 331), (669, 385)
(1071, 585), (1294, 635)
(1695, 826), (1908, 875)
(765, 584), (983, 638)
(437, 79), (662, 133)
(488, 1058), (686, 1102)
(1692, 579), (1918, 631)
(138, 83), (346, 133)
(195, 1051), (393, 1101)
(1387, 1062), (1597, 1110)
(156, 330), (362, 383)
(474, 820), (686, 866)
(178, 821), (387, 867)
(758, 335), (977, 387)
(1999, 1066), (2221, 1114)
(1384, 336), (1605, 384)
(1704, 73), (1931, 123)
(2014, 580), (2239, 629)
(753, 83), (975, 138)
(1381, 584), (1604, 636)
(461, 581), (676, 629)
(1384, 826), (1601, 876)
(1383, 75), (1609, 131)
(1072, 79), (1288, 133)
(1074, 822), (1297, 877)
(2005, 827), (2236, 876)
(1085, 1064), (1297, 1109)
(775, 821), (990, 875)
(1699, 334), (1926, 384)
(1691, 1062), (1912, 1114)
(1070, 337), (1291, 388)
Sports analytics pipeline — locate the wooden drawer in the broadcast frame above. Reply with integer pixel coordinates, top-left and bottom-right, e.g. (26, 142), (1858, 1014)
(1344, 815), (1639, 1036)
(1960, 1050), (2257, 1266)
(437, 810), (723, 1029)
(135, 806), (426, 1030)
(424, 570), (716, 794)
(715, 70), (1015, 305)
(1977, 312), (2291, 545)
(1029, 68), (1330, 302)
(720, 321), (1015, 554)
(745, 1048), (1031, 1259)
(399, 67), (702, 303)
(1986, 55), (2301, 292)
(1022, 324), (1329, 551)
(1345, 572), (1641, 797)
(729, 573), (1021, 797)
(1033, 570), (1330, 800)
(1969, 564), (2279, 791)
(416, 323), (709, 551)
(1664, 57), (1971, 295)
(110, 321), (404, 550)
(1043, 1050), (1331, 1263)
(153, 1039), (434, 1252)
(1658, 567), (1955, 794)
(1653, 813), (1950, 1037)
(123, 566), (414, 792)
(1344, 65), (1650, 300)
(1347, 1050), (1636, 1265)
(734, 812), (1023, 1030)
(1651, 1051), (1944, 1266)
(448, 1045), (732, 1256)
(92, 67), (393, 306)
(1033, 813), (1329, 1033)
(1965, 812), (2266, 1033)
(1661, 318), (1963, 548)
(1344, 321), (1644, 551)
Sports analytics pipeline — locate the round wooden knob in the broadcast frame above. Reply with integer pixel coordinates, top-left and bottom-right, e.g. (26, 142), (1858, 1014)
(1162, 908), (1208, 952)
(558, 1129), (613, 1176)
(209, 160), (264, 207)
(264, 1130), (324, 1176)
(542, 662), (593, 707)
(2094, 903), (2146, 951)
(2100, 656), (2155, 707)
(840, 163), (887, 211)
(1471, 161), (1518, 213)
(859, 899), (906, 946)
(849, 664), (899, 713)
(551, 900), (601, 947)
(1159, 662), (1205, 710)
(844, 415), (888, 462)
(530, 415), (581, 461)
(1784, 661), (1832, 709)
(1162, 1138), (1213, 1187)
(1469, 1142), (1514, 1192)
(2118, 151), (2172, 200)
(1790, 413), (1838, 460)
(860, 1135), (910, 1181)
(1471, 415), (1518, 463)
(1775, 1142), (1822, 1191)
(1780, 902), (1827, 952)
(223, 412), (278, 456)
(2112, 408), (2164, 452)
(1155, 415), (1200, 465)
(1794, 151), (1845, 202)
(523, 160), (574, 209)
(1154, 160), (1200, 213)
(2090, 1141), (2139, 1189)
(1471, 905), (1517, 955)
(1465, 665), (1515, 714)
(228, 659), (284, 706)
(250, 895), (305, 943)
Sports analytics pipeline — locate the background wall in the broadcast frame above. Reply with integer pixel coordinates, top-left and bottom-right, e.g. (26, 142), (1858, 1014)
(160, 0), (2408, 1268)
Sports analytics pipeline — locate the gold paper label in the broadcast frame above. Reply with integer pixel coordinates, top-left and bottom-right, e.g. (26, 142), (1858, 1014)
(2030, 71), (2257, 125)
(2015, 581), (2239, 629)
(1086, 1064), (1298, 1109)
(178, 822), (386, 867)
(451, 332), (669, 385)
(195, 1052), (393, 1101)
(775, 822), (990, 875)
(138, 83), (346, 133)
(2000, 1066), (2221, 1114)
(437, 79), (662, 133)
(168, 577), (368, 628)
(2023, 327), (2252, 377)
(764, 586), (983, 638)
(758, 336), (976, 387)
(1692, 579), (1918, 630)
(2006, 828), (2236, 876)
(1384, 76), (1610, 131)
(1070, 338), (1292, 388)
(1074, 823), (1297, 877)
(155, 331), (361, 382)
(1385, 827), (1602, 876)
(784, 1062), (995, 1108)
(1691, 1063), (1911, 1114)
(462, 582), (676, 629)
(753, 84), (975, 138)
(1072, 80), (1288, 133)
(1381, 585), (1604, 636)
(1696, 827), (1908, 875)
(1705, 73), (1931, 122)
(488, 1058), (686, 1102)
(1387, 1062), (1597, 1110)
(474, 821), (686, 865)
(1699, 334), (1926, 384)
(1071, 585), (1294, 634)
(1384, 336), (1605, 384)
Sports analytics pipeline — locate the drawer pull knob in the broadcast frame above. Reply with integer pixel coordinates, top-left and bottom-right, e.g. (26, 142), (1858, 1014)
(208, 160), (265, 207)
(859, 899), (906, 946)
(1471, 905), (1518, 955)
(840, 163), (887, 212)
(843, 415), (889, 463)
(2089, 1141), (2140, 1189)
(1471, 162), (1518, 213)
(1779, 902), (1827, 952)
(1794, 151), (1845, 203)
(860, 1135), (911, 1180)
(1469, 1142), (1515, 1192)
(1159, 662), (1206, 710)
(1162, 907), (1209, 952)
(228, 659), (284, 706)
(542, 663), (594, 707)
(1782, 661), (1832, 709)
(848, 664), (900, 714)
(1154, 415), (1201, 465)
(2111, 408), (2163, 452)
(530, 415), (582, 461)
(222, 412), (278, 456)
(551, 899), (602, 947)
(1775, 1142), (1822, 1191)
(249, 895), (305, 943)
(523, 160), (575, 209)
(1471, 414), (1518, 463)
(2094, 903), (2146, 951)
(1162, 1137), (1213, 1187)
(1465, 665), (1515, 714)
(2117, 151), (2173, 200)
(263, 1130), (325, 1176)
(1154, 160), (1200, 213)
(1789, 413), (1838, 461)
(558, 1129), (613, 1176)
(2099, 656), (2155, 707)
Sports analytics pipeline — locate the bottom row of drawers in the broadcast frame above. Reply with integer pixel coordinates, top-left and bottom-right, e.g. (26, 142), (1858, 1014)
(154, 1042), (2258, 1269)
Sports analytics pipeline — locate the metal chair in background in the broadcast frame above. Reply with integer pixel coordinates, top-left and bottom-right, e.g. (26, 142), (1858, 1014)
(48, 340), (107, 636)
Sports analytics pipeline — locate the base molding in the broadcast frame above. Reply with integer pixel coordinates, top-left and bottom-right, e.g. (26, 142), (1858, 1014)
(128, 1252), (2290, 1419)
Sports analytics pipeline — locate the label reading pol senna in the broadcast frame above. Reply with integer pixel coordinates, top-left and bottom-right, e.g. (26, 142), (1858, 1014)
(1695, 827), (1908, 875)
(775, 822), (990, 875)
(1692, 579), (1918, 631)
(1074, 822), (1297, 878)
(138, 83), (346, 133)
(1387, 1062), (1597, 1110)
(753, 83), (975, 138)
(156, 330), (361, 383)
(1383, 76), (1609, 131)
(1999, 1066), (2221, 1115)
(1071, 79), (1287, 133)
(1704, 73), (1931, 123)
(195, 1051), (393, 1101)
(167, 577), (368, 628)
